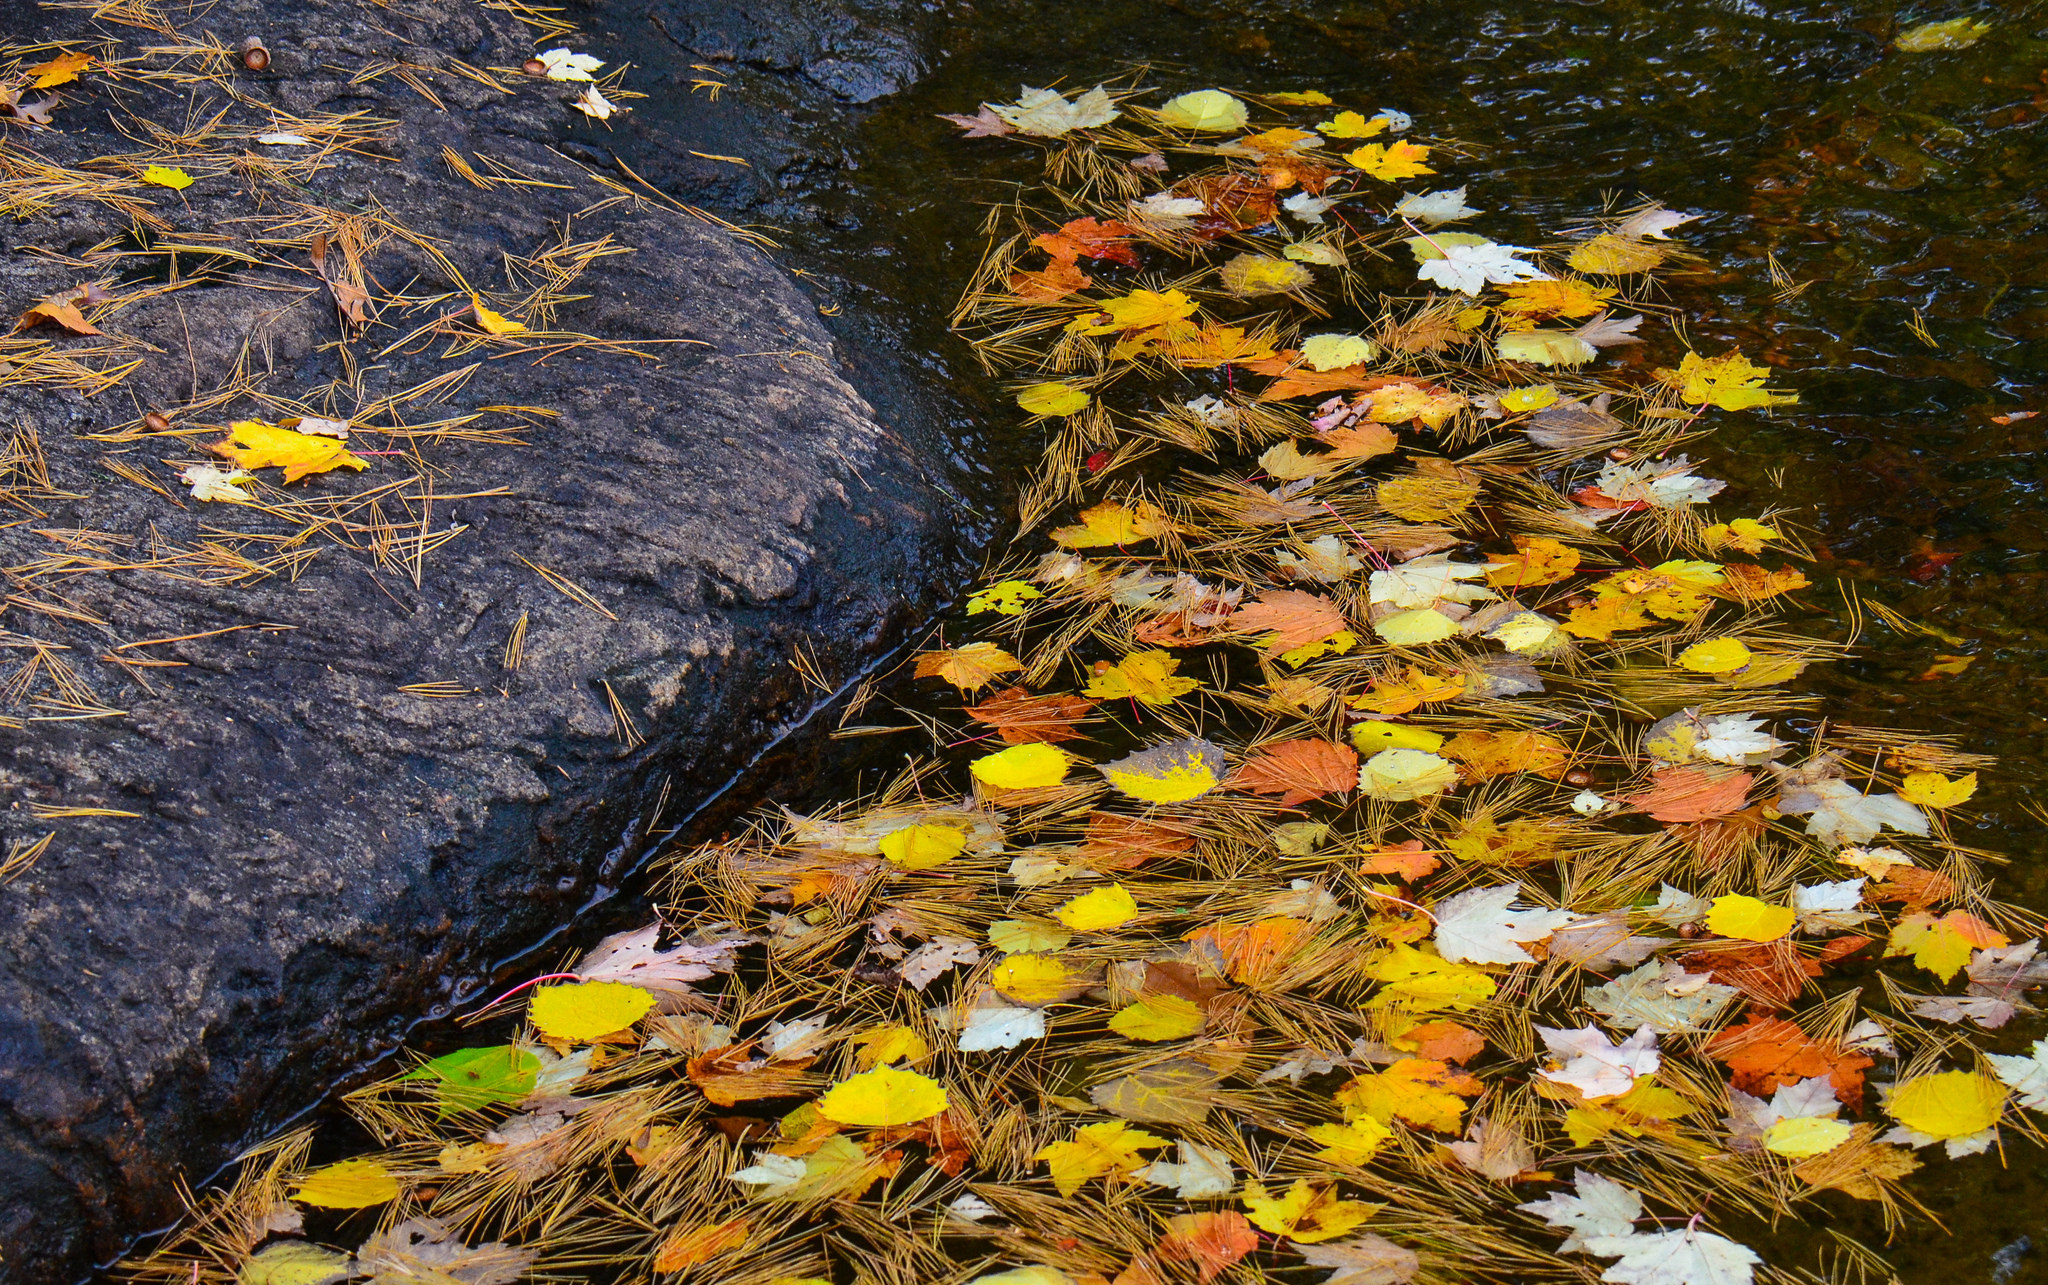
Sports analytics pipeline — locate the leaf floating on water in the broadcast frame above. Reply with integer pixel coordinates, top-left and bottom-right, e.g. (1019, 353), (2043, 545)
(529, 980), (655, 1043)
(291, 1159), (400, 1209)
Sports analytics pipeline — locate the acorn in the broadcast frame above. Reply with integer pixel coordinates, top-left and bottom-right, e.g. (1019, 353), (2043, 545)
(143, 411), (171, 432)
(522, 56), (548, 77)
(1564, 767), (1596, 787)
(1607, 446), (1633, 462)
(240, 37), (270, 71)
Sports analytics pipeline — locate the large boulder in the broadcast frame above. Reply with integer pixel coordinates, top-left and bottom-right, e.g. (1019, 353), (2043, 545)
(0, 0), (970, 1277)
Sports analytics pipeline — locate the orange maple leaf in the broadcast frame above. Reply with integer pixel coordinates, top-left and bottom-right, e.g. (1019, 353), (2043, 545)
(1232, 590), (1349, 654)
(1360, 839), (1440, 881)
(1706, 1013), (1874, 1109)
(1397, 1019), (1486, 1064)
(1079, 812), (1198, 869)
(1679, 939), (1818, 1009)
(1156, 1211), (1260, 1282)
(1187, 916), (1311, 986)
(1228, 738), (1358, 806)
(1441, 728), (1573, 782)
(652, 1219), (749, 1273)
(686, 1043), (817, 1107)
(964, 686), (1096, 744)
(1719, 563), (1812, 602)
(1624, 766), (1753, 823)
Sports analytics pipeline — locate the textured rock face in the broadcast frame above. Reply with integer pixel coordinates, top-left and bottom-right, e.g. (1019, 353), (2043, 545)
(0, 0), (968, 1277)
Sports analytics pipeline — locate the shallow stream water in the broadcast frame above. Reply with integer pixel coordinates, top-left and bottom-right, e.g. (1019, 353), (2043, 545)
(192, 2), (2048, 1280)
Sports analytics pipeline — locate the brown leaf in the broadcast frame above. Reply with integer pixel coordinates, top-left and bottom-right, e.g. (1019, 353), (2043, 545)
(1671, 804), (1768, 867)
(1867, 864), (1955, 910)
(1232, 589), (1349, 654)
(1079, 812), (1197, 869)
(1228, 738), (1358, 806)
(685, 1042), (817, 1107)
(1360, 840), (1440, 881)
(937, 105), (1014, 137)
(1705, 1012), (1874, 1109)
(1791, 1122), (1921, 1200)
(1143, 961), (1225, 1011)
(964, 685), (1096, 744)
(1401, 1019), (1485, 1064)
(1156, 1211), (1259, 1282)
(652, 1219), (749, 1273)
(1624, 766), (1752, 823)
(18, 288), (102, 335)
(1679, 939), (1816, 1009)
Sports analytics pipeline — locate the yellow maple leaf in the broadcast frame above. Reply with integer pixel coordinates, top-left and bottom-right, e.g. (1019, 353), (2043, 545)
(1084, 651), (1200, 706)
(1888, 1070), (2006, 1140)
(1316, 110), (1388, 139)
(850, 1025), (929, 1069)
(1239, 1179), (1377, 1242)
(28, 51), (92, 88)
(1109, 993), (1205, 1042)
(290, 1158), (400, 1208)
(1671, 350), (1797, 412)
(1366, 944), (1497, 1013)
(1335, 1058), (1481, 1132)
(914, 641), (1023, 692)
(1305, 1115), (1393, 1165)
(1218, 253), (1315, 298)
(529, 980), (656, 1042)
(879, 823), (966, 871)
(212, 420), (370, 483)
(1051, 500), (1170, 549)
(966, 579), (1043, 616)
(970, 742), (1071, 790)
(1886, 911), (2008, 982)
(1035, 1120), (1168, 1196)
(1054, 883), (1139, 932)
(1071, 288), (1199, 335)
(1561, 594), (1652, 642)
(1496, 279), (1617, 319)
(1899, 771), (1976, 808)
(1704, 895), (1796, 943)
(1703, 517), (1781, 554)
(815, 1065), (949, 1127)
(1347, 141), (1433, 181)
(1567, 233), (1666, 275)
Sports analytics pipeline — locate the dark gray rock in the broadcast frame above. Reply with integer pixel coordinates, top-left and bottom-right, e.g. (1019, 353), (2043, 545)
(0, 0), (971, 1278)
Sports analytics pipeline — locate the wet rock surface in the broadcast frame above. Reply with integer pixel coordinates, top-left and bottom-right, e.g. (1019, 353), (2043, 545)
(0, 0), (967, 1278)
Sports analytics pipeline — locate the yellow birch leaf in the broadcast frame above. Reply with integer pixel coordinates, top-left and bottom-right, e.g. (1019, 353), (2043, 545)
(470, 296), (528, 334)
(1899, 771), (1976, 808)
(1109, 993), (1205, 1041)
(1678, 638), (1752, 674)
(239, 1242), (353, 1285)
(1763, 1116), (1853, 1158)
(1054, 883), (1139, 931)
(1346, 141), (1433, 180)
(1888, 1070), (2006, 1139)
(529, 980), (656, 1042)
(213, 421), (370, 484)
(1240, 1179), (1377, 1242)
(815, 1065), (949, 1127)
(970, 742), (1070, 789)
(1051, 501), (1170, 548)
(1017, 382), (1092, 416)
(1375, 609), (1460, 645)
(1704, 895), (1796, 943)
(1350, 722), (1447, 754)
(1334, 1058), (1481, 1132)
(993, 953), (1082, 1005)
(879, 823), (966, 871)
(1101, 738), (1224, 803)
(851, 1025), (930, 1069)
(291, 1158), (400, 1208)
(916, 641), (1023, 692)
(1366, 945), (1497, 1013)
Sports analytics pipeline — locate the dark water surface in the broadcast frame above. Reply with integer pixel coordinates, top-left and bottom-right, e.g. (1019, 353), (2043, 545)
(223, 2), (2048, 1280)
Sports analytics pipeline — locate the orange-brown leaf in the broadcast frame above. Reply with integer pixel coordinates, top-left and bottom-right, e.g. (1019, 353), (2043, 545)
(1229, 738), (1358, 806)
(1679, 939), (1817, 1009)
(652, 1219), (749, 1273)
(1705, 1013), (1874, 1109)
(1400, 1019), (1486, 1064)
(1625, 766), (1753, 823)
(1187, 917), (1312, 986)
(1156, 1211), (1260, 1282)
(1079, 812), (1197, 869)
(1441, 728), (1573, 782)
(1360, 840), (1440, 881)
(1719, 563), (1812, 601)
(18, 288), (103, 336)
(686, 1043), (817, 1107)
(1232, 590), (1349, 654)
(964, 686), (1097, 744)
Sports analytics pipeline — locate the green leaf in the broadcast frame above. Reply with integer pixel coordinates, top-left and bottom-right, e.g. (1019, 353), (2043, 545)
(401, 1045), (541, 1115)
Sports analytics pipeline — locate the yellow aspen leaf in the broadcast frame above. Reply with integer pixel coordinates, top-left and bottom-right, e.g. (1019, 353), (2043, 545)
(1335, 1058), (1482, 1132)
(971, 742), (1071, 790)
(1366, 945), (1497, 1013)
(141, 164), (195, 190)
(529, 980), (656, 1042)
(1017, 381), (1092, 416)
(1374, 609), (1459, 645)
(1316, 110), (1388, 139)
(1239, 1179), (1378, 1242)
(1101, 738), (1224, 803)
(1497, 384), (1559, 412)
(1763, 1116), (1854, 1158)
(851, 1025), (929, 1068)
(1350, 722), (1447, 755)
(914, 641), (1023, 692)
(27, 51), (92, 88)
(1055, 882), (1139, 931)
(239, 1242), (354, 1285)
(967, 580), (1044, 615)
(1109, 993), (1205, 1042)
(1899, 771), (1976, 808)
(290, 1158), (400, 1208)
(1567, 233), (1666, 275)
(652, 1219), (750, 1273)
(212, 421), (369, 484)
(1496, 279), (1616, 319)
(1678, 638), (1752, 674)
(1218, 253), (1315, 298)
(1346, 141), (1433, 181)
(1305, 1115), (1393, 1165)
(1704, 895), (1796, 943)
(879, 823), (967, 871)
(993, 953), (1083, 1005)
(470, 296), (528, 334)
(1035, 1120), (1169, 1195)
(1299, 333), (1375, 370)
(1278, 629), (1358, 666)
(1888, 1070), (2006, 1139)
(1085, 651), (1201, 705)
(1886, 911), (2008, 982)
(815, 1065), (949, 1127)
(1051, 500), (1170, 548)
(1358, 748), (1458, 801)
(1156, 89), (1249, 132)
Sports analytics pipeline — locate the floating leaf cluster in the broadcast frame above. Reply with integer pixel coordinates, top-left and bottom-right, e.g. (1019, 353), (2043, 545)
(128, 81), (2046, 1285)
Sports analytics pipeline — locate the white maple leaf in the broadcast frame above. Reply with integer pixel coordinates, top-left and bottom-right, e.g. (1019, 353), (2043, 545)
(900, 936), (981, 990)
(1283, 191), (1339, 223)
(1584, 960), (1737, 1034)
(1572, 310), (1645, 348)
(1368, 553), (1496, 610)
(1537, 1025), (1660, 1099)
(1133, 1140), (1235, 1198)
(537, 48), (603, 81)
(1297, 1235), (1420, 1285)
(1582, 1228), (1760, 1285)
(957, 999), (1046, 1052)
(1518, 1170), (1644, 1252)
(991, 85), (1119, 137)
(1776, 778), (1929, 846)
(1614, 205), (1699, 240)
(1417, 242), (1549, 295)
(763, 1014), (830, 1060)
(1274, 534), (1364, 584)
(357, 1217), (537, 1285)
(729, 1150), (805, 1195)
(1393, 186), (1480, 226)
(1722, 1075), (1840, 1151)
(1989, 1038), (2048, 1110)
(1432, 883), (1574, 965)
(1595, 455), (1725, 507)
(573, 86), (623, 120)
(1791, 878), (1870, 934)
(1694, 715), (1786, 766)
(181, 464), (254, 503)
(575, 925), (748, 1002)
(1647, 883), (1711, 927)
